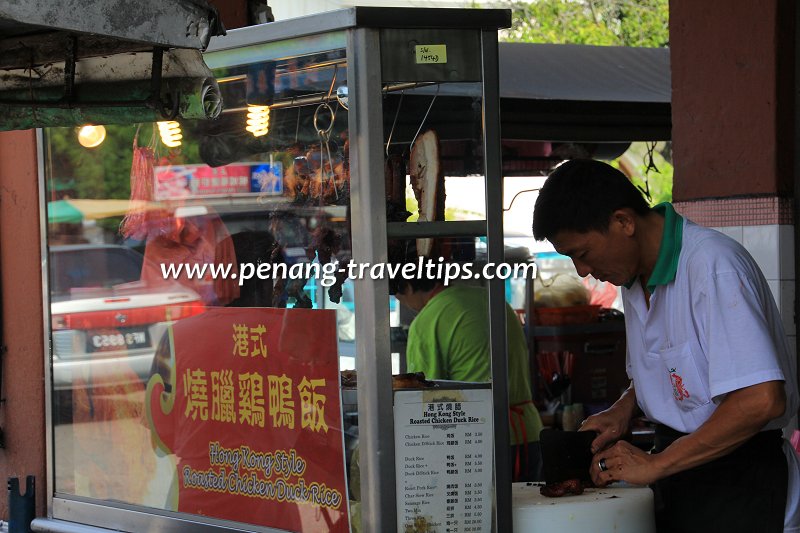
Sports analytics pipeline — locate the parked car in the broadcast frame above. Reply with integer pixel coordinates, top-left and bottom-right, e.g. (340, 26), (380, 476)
(49, 244), (206, 399)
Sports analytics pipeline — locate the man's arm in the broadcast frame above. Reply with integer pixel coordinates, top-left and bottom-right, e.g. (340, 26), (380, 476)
(592, 380), (786, 486)
(650, 380), (785, 476)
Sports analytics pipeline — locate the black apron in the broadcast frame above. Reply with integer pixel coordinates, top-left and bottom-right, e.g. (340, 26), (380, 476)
(651, 424), (787, 533)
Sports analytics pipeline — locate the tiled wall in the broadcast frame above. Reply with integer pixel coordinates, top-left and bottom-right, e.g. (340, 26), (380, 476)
(675, 198), (798, 433)
(710, 225), (796, 336)
(676, 196), (794, 227)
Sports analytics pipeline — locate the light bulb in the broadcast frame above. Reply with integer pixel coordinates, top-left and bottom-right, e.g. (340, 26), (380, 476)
(77, 125), (106, 148)
(157, 121), (183, 148)
(246, 105), (270, 137)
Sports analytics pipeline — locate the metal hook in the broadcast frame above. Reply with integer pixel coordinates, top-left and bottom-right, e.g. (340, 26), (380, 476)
(385, 90), (405, 157)
(325, 64), (338, 103)
(313, 102), (335, 139)
(314, 102), (338, 200)
(409, 84), (440, 150)
(316, 63), (338, 137)
(294, 106), (301, 144)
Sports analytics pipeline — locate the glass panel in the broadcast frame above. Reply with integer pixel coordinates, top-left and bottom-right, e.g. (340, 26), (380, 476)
(376, 27), (525, 533)
(383, 85), (487, 225)
(46, 42), (354, 532)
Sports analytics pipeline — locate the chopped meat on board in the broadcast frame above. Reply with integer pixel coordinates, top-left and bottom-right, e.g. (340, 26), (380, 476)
(539, 479), (585, 498)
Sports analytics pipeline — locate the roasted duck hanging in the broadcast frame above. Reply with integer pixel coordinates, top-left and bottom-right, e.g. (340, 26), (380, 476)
(384, 151), (411, 222)
(409, 129), (445, 257)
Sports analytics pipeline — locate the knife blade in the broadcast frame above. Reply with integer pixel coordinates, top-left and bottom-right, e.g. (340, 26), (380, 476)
(540, 428), (597, 484)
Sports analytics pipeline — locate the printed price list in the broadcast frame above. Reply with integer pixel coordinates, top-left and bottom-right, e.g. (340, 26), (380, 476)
(394, 388), (493, 533)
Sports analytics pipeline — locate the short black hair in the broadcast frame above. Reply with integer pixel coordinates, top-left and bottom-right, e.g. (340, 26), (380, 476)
(532, 159), (651, 241)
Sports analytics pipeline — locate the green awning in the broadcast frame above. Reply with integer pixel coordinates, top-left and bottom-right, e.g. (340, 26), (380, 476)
(47, 199), (84, 224)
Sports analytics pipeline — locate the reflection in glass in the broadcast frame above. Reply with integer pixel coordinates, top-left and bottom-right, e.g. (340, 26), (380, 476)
(45, 46), (354, 532)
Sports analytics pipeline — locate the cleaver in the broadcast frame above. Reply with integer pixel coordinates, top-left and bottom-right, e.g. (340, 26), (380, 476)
(540, 428), (597, 484)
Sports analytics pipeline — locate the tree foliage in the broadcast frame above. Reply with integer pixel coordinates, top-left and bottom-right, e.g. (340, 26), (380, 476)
(497, 0), (673, 201)
(45, 123), (200, 201)
(501, 0), (669, 48)
(45, 123), (203, 237)
(614, 141), (673, 206)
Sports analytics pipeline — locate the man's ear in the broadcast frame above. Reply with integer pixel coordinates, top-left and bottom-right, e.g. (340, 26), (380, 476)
(611, 208), (637, 237)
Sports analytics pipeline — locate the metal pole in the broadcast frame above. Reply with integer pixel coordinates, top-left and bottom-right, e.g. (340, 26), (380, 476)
(793, 0), (800, 421)
(481, 29), (513, 533)
(347, 27), (397, 532)
(36, 128), (55, 517)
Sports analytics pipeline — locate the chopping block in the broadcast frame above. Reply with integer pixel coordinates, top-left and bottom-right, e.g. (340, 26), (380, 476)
(512, 482), (656, 533)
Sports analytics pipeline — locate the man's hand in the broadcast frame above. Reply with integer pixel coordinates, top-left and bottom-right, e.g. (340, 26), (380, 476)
(580, 407), (630, 454)
(580, 382), (638, 454)
(590, 441), (661, 487)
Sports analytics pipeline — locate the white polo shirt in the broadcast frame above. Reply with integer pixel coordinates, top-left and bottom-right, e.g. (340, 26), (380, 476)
(622, 211), (798, 434)
(623, 203), (800, 531)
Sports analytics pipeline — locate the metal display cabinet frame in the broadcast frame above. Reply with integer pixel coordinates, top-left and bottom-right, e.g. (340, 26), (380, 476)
(39, 7), (513, 533)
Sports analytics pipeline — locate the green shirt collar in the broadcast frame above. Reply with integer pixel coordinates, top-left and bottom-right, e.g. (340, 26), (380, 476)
(623, 202), (683, 291)
(646, 202), (684, 291)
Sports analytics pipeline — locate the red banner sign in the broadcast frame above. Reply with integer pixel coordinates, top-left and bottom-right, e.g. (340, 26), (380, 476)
(146, 307), (349, 532)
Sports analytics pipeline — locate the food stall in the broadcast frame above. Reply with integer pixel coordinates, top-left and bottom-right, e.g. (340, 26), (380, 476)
(201, 8), (514, 531)
(35, 6), (523, 533)
(3, 0), (796, 530)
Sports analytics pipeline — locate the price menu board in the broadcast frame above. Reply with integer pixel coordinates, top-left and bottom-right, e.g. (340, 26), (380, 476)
(394, 388), (494, 533)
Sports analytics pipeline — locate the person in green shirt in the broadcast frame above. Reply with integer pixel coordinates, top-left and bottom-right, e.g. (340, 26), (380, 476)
(391, 273), (544, 481)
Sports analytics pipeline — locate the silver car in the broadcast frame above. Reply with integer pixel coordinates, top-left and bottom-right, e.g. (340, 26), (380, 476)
(49, 244), (205, 397)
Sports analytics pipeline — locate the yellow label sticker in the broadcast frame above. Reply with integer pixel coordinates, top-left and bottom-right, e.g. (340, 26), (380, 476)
(415, 44), (447, 64)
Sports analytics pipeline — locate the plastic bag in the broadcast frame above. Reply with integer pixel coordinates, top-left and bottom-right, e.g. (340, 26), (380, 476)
(119, 133), (156, 240)
(533, 271), (590, 308)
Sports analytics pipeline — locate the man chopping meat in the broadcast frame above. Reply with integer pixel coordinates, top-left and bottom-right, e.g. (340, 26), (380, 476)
(389, 262), (544, 482)
(532, 159), (799, 532)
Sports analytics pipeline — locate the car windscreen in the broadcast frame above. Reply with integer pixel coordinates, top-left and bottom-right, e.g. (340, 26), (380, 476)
(49, 247), (143, 298)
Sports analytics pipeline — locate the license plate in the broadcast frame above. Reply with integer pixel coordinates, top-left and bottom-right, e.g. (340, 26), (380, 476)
(87, 328), (151, 352)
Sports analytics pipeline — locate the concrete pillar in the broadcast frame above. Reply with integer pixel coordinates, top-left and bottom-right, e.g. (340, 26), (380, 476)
(0, 129), (46, 518)
(670, 0), (798, 429)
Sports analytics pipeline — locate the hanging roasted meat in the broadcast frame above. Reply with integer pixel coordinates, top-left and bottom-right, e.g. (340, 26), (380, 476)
(305, 146), (325, 200)
(385, 152), (411, 222)
(409, 129), (445, 257)
(327, 201), (352, 304)
(269, 212), (311, 308)
(270, 242), (287, 308)
(307, 225), (341, 266)
(284, 131), (350, 207)
(286, 154), (312, 204)
(328, 134), (350, 205)
(327, 263), (350, 304)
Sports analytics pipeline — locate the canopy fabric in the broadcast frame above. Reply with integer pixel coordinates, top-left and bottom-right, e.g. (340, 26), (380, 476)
(498, 42), (670, 103)
(47, 200), (83, 224)
(404, 41), (671, 141)
(48, 199), (154, 224)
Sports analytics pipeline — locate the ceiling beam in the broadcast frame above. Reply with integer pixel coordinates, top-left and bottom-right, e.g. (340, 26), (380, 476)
(0, 0), (223, 53)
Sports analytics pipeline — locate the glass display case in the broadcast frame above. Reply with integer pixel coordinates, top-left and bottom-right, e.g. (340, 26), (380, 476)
(43, 7), (513, 532)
